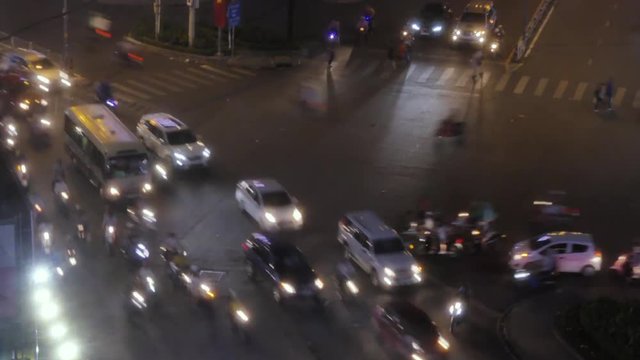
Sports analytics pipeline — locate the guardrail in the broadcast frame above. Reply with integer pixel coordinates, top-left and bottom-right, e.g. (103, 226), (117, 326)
(0, 31), (62, 65)
(512, 0), (555, 63)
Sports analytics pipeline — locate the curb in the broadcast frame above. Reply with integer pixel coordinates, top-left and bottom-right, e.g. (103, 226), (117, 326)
(497, 301), (522, 360)
(552, 328), (585, 360)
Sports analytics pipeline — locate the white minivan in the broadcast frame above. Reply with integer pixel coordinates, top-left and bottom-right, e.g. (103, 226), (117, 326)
(509, 232), (602, 276)
(338, 211), (423, 288)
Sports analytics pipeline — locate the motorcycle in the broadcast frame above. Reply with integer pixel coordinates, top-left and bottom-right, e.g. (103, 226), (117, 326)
(1, 119), (19, 154)
(104, 224), (117, 256)
(96, 82), (118, 108)
(126, 202), (157, 232)
(228, 291), (251, 343)
(52, 179), (71, 217)
(73, 205), (89, 242)
(38, 222), (54, 254)
(448, 299), (465, 334)
(488, 26), (505, 57)
(14, 156), (29, 188)
(66, 248), (78, 267)
(335, 273), (360, 301)
(120, 235), (151, 269)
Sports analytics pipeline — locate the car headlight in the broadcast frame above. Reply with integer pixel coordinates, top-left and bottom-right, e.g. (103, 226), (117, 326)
(411, 353), (425, 360)
(59, 70), (69, 80)
(513, 253), (528, 261)
(108, 186), (120, 197)
(437, 335), (450, 351)
(411, 23), (420, 31)
(19, 102), (29, 110)
(40, 118), (51, 127)
(432, 25), (443, 33)
(37, 75), (50, 84)
(478, 36), (485, 43)
(411, 264), (422, 273)
(292, 208), (302, 221)
(383, 267), (396, 277)
(202, 148), (211, 158)
(40, 99), (48, 106)
(454, 29), (461, 35)
(280, 282), (296, 294)
(265, 212), (277, 223)
(174, 152), (187, 161)
(314, 278), (324, 289)
(490, 42), (499, 50)
(56, 340), (80, 360)
(142, 182), (153, 193)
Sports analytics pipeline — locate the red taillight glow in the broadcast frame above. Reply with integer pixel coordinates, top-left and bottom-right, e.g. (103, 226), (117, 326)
(95, 28), (112, 38)
(455, 238), (464, 245)
(127, 53), (144, 63)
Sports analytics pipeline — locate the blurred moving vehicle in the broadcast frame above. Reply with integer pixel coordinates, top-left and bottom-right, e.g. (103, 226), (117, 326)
(243, 233), (324, 307)
(529, 190), (580, 233)
(236, 179), (303, 231)
(407, 1), (454, 37)
(451, 0), (497, 46)
(373, 300), (450, 359)
(1, 50), (71, 89)
(610, 243), (640, 281)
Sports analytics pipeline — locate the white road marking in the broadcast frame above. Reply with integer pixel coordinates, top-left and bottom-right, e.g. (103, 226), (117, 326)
(633, 91), (640, 108)
(153, 73), (198, 88)
(553, 80), (568, 99)
(513, 76), (530, 94)
(477, 72), (491, 89)
(112, 83), (150, 100)
(125, 80), (167, 96)
(533, 78), (548, 96)
(404, 63), (417, 81)
(114, 91), (136, 103)
(171, 70), (212, 86)
(525, 5), (555, 58)
(230, 67), (256, 76)
(416, 66), (435, 83)
(436, 68), (455, 85)
(201, 64), (242, 79)
(456, 69), (473, 87)
(141, 77), (185, 92)
(613, 87), (626, 106)
(187, 67), (228, 81)
(494, 73), (510, 92)
(571, 82), (588, 101)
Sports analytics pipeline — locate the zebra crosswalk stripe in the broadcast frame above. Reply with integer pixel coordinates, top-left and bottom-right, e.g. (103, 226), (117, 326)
(114, 91), (136, 103)
(494, 73), (510, 92)
(171, 70), (212, 86)
(513, 76), (530, 94)
(572, 82), (588, 101)
(153, 73), (198, 89)
(416, 66), (435, 83)
(125, 80), (167, 96)
(141, 77), (184, 92)
(456, 70), (473, 87)
(477, 72), (491, 89)
(201, 64), (242, 79)
(534, 78), (548, 97)
(553, 80), (568, 99)
(186, 67), (228, 82)
(112, 83), (150, 100)
(613, 87), (626, 106)
(436, 68), (454, 85)
(404, 64), (417, 81)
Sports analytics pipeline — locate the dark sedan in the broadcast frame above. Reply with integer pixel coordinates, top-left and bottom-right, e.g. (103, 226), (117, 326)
(408, 2), (454, 37)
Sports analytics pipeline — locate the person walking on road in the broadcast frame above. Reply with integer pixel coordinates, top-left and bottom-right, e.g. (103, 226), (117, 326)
(593, 83), (604, 111)
(470, 50), (484, 86)
(605, 78), (614, 110)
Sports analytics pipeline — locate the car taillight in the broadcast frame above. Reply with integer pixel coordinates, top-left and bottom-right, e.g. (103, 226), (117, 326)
(455, 238), (464, 245)
(241, 241), (250, 251)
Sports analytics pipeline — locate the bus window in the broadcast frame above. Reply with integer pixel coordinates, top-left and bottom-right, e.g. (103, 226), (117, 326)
(106, 154), (148, 179)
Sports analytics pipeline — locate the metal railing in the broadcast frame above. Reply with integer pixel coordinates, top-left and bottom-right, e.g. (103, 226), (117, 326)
(0, 31), (62, 65)
(513, 0), (555, 62)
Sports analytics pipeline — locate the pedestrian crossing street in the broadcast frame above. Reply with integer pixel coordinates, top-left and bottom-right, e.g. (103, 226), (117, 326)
(328, 58), (640, 109)
(110, 63), (256, 111)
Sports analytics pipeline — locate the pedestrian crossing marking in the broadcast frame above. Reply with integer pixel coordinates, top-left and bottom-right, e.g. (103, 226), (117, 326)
(170, 70), (212, 86)
(112, 83), (150, 100)
(230, 67), (256, 76)
(140, 77), (184, 92)
(114, 91), (136, 103)
(153, 74), (198, 89)
(613, 87), (626, 106)
(553, 80), (568, 99)
(477, 72), (491, 89)
(416, 66), (435, 83)
(201, 64), (242, 79)
(436, 68), (454, 85)
(533, 78), (548, 96)
(513, 76), (530, 94)
(572, 82), (588, 101)
(186, 67), (228, 82)
(494, 73), (510, 92)
(124, 80), (167, 96)
(404, 64), (417, 81)
(633, 91), (640, 108)
(456, 70), (473, 87)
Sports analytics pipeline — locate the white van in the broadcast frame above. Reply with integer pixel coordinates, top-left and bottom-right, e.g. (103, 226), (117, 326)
(509, 232), (602, 276)
(338, 211), (423, 288)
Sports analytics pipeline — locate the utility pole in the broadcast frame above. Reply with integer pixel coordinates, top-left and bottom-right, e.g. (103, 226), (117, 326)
(63, 0), (69, 70)
(154, 0), (162, 41)
(187, 0), (198, 48)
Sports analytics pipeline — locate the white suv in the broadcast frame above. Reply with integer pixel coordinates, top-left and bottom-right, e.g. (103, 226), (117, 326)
(509, 232), (602, 276)
(338, 211), (423, 288)
(136, 113), (211, 169)
(1, 50), (72, 88)
(235, 178), (303, 231)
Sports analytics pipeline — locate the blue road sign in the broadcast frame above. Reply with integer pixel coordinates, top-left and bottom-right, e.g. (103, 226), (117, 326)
(228, 1), (241, 27)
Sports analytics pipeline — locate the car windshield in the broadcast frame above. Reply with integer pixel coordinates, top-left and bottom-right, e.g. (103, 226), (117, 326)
(106, 153), (148, 178)
(31, 58), (55, 70)
(262, 191), (292, 207)
(422, 4), (444, 16)
(373, 237), (406, 254)
(529, 236), (551, 250)
(166, 129), (197, 145)
(460, 12), (486, 24)
(274, 247), (311, 273)
(393, 303), (439, 340)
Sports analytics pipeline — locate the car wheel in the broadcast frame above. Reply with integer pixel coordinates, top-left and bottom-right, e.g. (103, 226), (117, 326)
(370, 270), (379, 288)
(245, 260), (256, 281)
(581, 265), (596, 277)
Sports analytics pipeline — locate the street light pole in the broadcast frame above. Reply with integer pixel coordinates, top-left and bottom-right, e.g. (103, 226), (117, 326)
(187, 0), (197, 48)
(154, 0), (162, 41)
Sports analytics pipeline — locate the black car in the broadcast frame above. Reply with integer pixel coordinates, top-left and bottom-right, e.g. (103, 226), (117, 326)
(374, 300), (450, 359)
(242, 233), (324, 306)
(408, 2), (454, 37)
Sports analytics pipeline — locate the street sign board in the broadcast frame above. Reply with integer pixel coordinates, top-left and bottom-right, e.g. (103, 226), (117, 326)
(228, 1), (241, 27)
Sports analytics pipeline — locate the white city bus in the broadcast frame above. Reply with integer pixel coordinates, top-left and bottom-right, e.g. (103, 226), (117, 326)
(64, 103), (153, 200)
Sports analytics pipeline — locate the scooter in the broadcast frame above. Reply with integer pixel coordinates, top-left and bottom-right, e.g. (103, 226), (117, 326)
(448, 299), (465, 334)
(228, 290), (251, 343)
(334, 273), (360, 301)
(38, 222), (54, 254)
(104, 224), (117, 256)
(52, 179), (71, 217)
(14, 156), (29, 188)
(126, 203), (157, 232)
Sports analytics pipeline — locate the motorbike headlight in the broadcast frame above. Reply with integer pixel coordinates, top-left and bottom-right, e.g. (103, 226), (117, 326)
(411, 23), (421, 31)
(39, 84), (49, 92)
(454, 29), (461, 36)
(292, 208), (302, 221)
(19, 164), (27, 173)
(142, 182), (153, 193)
(37, 75), (50, 84)
(346, 280), (359, 294)
(432, 25), (443, 33)
(154, 163), (168, 180)
(264, 212), (277, 223)
(39, 302), (60, 321)
(142, 208), (156, 222)
(61, 78), (72, 87)
(32, 266), (51, 284)
(314, 278), (324, 289)
(107, 226), (115, 234)
(514, 270), (530, 279)
(235, 309), (250, 323)
(490, 42), (499, 50)
(40, 118), (51, 127)
(513, 253), (528, 261)
(437, 335), (450, 351)
(280, 282), (296, 294)
(56, 340), (80, 360)
(411, 353), (425, 360)
(61, 192), (69, 200)
(33, 287), (53, 304)
(383, 267), (396, 277)
(411, 264), (422, 273)
(202, 148), (211, 158)
(40, 99), (48, 106)
(49, 322), (68, 339)
(19, 102), (29, 110)
(108, 186), (120, 197)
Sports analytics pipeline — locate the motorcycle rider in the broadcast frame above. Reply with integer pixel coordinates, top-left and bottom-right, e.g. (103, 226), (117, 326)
(95, 81), (113, 103)
(51, 158), (65, 191)
(335, 259), (356, 296)
(327, 20), (341, 45)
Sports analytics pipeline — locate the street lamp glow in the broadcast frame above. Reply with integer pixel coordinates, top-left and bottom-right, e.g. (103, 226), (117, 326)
(56, 340), (80, 360)
(32, 266), (51, 284)
(49, 322), (68, 339)
(38, 302), (60, 321)
(33, 287), (53, 304)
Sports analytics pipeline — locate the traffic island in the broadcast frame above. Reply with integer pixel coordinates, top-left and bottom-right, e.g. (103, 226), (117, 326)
(555, 298), (640, 360)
